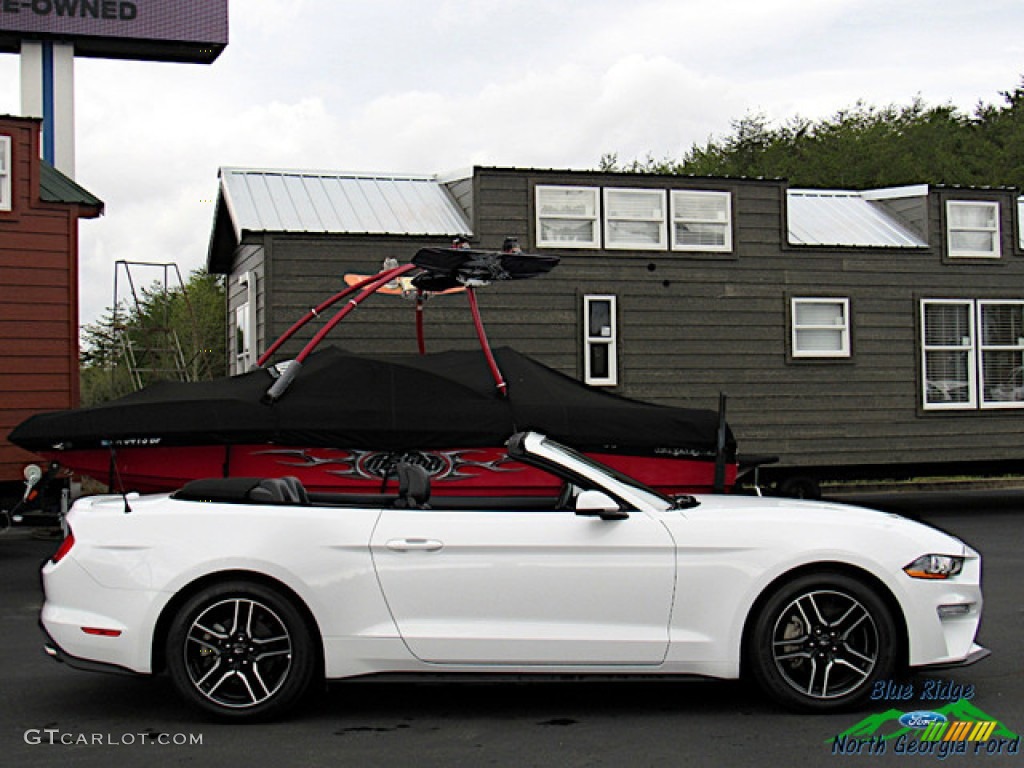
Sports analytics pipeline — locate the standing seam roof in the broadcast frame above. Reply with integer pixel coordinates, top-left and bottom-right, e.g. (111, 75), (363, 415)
(219, 168), (472, 237)
(787, 190), (926, 248)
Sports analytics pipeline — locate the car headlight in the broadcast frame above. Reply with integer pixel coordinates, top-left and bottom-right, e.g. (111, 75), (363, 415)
(903, 554), (965, 580)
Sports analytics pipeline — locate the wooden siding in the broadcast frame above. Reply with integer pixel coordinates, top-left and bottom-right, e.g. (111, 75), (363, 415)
(442, 176), (474, 225)
(467, 168), (1024, 472)
(0, 118), (83, 481)
(238, 166), (1024, 477)
(264, 235), (479, 360)
(873, 196), (928, 241)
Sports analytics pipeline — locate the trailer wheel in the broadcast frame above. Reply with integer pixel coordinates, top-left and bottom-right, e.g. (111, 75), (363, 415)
(777, 476), (821, 500)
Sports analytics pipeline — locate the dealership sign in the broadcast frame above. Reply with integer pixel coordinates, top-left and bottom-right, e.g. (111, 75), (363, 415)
(0, 0), (228, 63)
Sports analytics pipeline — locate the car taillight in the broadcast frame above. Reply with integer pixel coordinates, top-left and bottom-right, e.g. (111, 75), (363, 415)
(51, 532), (75, 563)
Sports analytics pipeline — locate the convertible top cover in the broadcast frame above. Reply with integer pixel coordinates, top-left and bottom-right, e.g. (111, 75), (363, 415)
(10, 346), (735, 459)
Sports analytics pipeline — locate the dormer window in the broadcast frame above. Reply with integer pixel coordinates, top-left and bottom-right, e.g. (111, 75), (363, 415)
(670, 190), (732, 252)
(603, 188), (666, 250)
(946, 201), (1000, 258)
(536, 185), (600, 248)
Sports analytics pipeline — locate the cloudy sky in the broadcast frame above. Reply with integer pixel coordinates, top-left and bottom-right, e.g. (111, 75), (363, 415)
(2, 0), (1023, 327)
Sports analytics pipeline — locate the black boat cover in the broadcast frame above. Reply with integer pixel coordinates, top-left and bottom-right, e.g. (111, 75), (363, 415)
(9, 346), (735, 460)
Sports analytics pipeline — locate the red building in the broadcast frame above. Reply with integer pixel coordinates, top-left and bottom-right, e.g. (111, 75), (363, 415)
(0, 115), (102, 488)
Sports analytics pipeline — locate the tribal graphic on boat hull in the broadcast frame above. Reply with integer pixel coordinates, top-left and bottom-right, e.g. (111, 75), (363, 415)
(251, 447), (520, 482)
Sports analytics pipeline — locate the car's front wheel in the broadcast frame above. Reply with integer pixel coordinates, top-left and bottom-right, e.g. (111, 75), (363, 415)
(166, 580), (318, 721)
(748, 572), (898, 711)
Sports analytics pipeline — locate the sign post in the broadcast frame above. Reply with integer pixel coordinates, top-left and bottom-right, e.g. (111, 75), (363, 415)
(1, 0), (229, 178)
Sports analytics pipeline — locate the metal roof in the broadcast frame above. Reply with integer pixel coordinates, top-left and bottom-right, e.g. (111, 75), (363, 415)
(219, 168), (471, 239)
(787, 189), (927, 248)
(39, 159), (104, 214)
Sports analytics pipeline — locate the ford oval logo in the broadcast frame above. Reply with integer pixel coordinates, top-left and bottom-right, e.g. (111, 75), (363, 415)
(899, 711), (948, 729)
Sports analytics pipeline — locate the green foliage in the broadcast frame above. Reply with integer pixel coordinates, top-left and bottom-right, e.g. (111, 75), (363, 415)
(603, 79), (1024, 190)
(80, 270), (226, 406)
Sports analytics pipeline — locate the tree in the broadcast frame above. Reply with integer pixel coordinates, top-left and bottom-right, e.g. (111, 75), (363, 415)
(601, 77), (1024, 191)
(80, 270), (226, 406)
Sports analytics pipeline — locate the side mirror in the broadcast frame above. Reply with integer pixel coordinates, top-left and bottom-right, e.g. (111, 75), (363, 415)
(575, 490), (628, 521)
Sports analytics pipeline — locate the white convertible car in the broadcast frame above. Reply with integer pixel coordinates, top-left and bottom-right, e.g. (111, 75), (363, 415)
(40, 432), (987, 720)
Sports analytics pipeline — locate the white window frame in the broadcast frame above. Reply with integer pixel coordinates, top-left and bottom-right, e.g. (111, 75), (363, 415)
(978, 300), (1024, 410)
(536, 185), (600, 249)
(791, 298), (850, 359)
(0, 135), (11, 212)
(1018, 197), (1024, 251)
(946, 201), (1000, 259)
(603, 188), (666, 250)
(234, 271), (255, 373)
(921, 299), (977, 410)
(584, 295), (617, 386)
(670, 189), (732, 253)
(921, 298), (1024, 410)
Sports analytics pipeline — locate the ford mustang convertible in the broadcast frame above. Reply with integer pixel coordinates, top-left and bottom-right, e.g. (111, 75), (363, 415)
(39, 432), (987, 720)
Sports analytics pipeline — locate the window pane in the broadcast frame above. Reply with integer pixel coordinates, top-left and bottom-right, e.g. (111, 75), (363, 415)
(235, 305), (249, 356)
(982, 304), (1024, 346)
(589, 344), (610, 379)
(925, 351), (971, 403)
(950, 230), (995, 253)
(795, 302), (844, 326)
(540, 219), (596, 243)
(675, 222), (726, 247)
(673, 193), (727, 221)
(795, 328), (843, 352)
(608, 220), (661, 245)
(607, 190), (662, 219)
(539, 188), (596, 217)
(950, 204), (996, 228)
(0, 136), (9, 211)
(588, 300), (612, 338)
(924, 304), (970, 346)
(983, 350), (1024, 402)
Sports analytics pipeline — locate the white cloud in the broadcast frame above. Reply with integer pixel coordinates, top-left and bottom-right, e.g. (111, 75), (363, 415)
(2, 0), (1024, 328)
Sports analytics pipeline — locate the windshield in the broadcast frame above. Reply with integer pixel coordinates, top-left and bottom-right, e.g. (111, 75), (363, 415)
(538, 437), (680, 511)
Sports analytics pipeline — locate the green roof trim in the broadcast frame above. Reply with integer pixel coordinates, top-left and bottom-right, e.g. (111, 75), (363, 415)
(39, 160), (104, 213)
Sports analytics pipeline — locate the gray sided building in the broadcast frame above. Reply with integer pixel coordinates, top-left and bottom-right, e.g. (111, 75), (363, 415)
(206, 166), (1024, 490)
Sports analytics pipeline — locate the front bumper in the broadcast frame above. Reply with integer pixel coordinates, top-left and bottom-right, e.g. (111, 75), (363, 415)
(912, 643), (991, 670)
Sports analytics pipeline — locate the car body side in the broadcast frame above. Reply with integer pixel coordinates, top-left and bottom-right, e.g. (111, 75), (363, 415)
(40, 490), (982, 683)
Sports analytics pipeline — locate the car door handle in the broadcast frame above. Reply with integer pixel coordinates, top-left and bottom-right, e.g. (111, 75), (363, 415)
(386, 538), (444, 552)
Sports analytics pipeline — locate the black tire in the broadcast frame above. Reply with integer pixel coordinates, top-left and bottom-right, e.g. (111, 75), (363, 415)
(747, 572), (897, 711)
(166, 580), (317, 721)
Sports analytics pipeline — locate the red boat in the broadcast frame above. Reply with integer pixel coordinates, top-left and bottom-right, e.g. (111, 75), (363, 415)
(10, 247), (737, 496)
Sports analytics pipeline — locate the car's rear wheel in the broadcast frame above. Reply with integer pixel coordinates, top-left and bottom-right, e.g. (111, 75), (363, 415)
(166, 580), (317, 721)
(748, 572), (897, 711)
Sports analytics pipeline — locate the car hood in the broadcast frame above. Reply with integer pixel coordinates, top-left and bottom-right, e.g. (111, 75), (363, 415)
(681, 494), (968, 555)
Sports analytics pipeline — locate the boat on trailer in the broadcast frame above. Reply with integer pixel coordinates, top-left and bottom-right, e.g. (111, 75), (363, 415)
(10, 246), (738, 496)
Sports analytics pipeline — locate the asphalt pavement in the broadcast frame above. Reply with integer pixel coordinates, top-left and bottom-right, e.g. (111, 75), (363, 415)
(0, 491), (1021, 767)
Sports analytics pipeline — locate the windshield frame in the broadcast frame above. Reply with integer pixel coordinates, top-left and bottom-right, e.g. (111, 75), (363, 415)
(535, 436), (679, 512)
